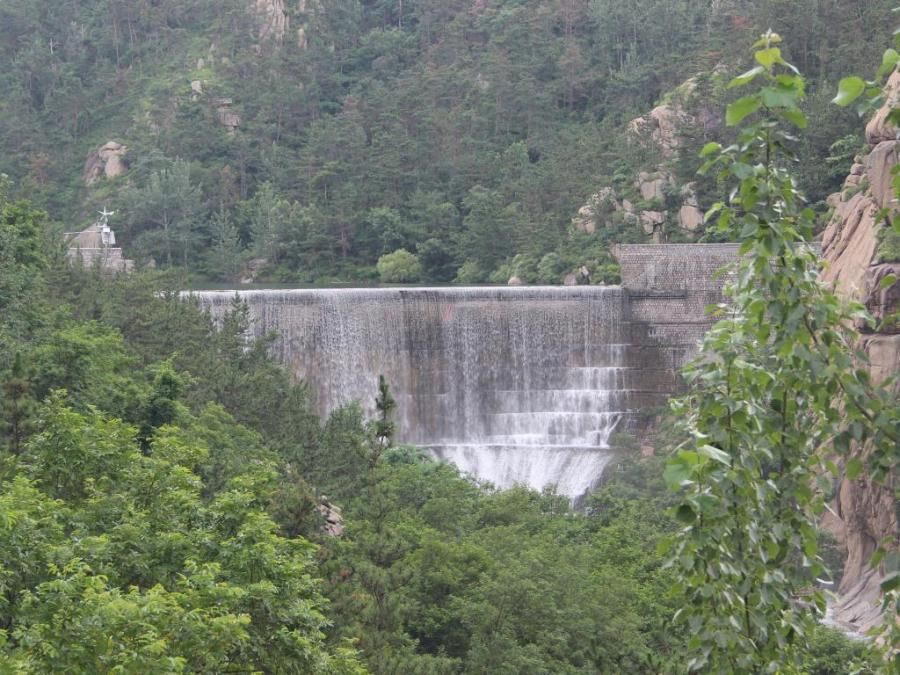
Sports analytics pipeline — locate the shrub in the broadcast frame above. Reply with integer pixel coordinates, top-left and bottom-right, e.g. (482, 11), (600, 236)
(376, 249), (423, 283)
(454, 260), (485, 284)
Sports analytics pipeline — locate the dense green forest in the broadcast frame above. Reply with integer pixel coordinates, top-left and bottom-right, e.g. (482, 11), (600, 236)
(0, 0), (896, 283)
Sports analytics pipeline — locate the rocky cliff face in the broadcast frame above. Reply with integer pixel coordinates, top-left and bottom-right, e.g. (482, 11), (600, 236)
(572, 75), (718, 240)
(820, 71), (900, 634)
(254, 0), (290, 43)
(252, 0), (316, 48)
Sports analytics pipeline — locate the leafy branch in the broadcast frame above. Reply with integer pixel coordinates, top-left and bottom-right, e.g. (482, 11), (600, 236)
(663, 32), (900, 673)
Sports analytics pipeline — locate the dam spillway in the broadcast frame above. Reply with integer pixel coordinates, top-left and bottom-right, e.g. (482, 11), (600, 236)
(192, 286), (682, 499)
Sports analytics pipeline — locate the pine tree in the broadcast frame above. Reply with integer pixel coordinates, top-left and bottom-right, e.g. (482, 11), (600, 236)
(372, 375), (396, 466)
(1, 353), (35, 455)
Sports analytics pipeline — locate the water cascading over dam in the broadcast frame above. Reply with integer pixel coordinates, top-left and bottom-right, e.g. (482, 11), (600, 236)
(192, 286), (678, 499)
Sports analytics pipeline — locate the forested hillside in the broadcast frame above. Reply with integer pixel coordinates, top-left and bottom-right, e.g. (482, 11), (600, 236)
(0, 0), (895, 283)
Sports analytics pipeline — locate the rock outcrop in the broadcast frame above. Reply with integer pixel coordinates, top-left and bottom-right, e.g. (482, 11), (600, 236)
(211, 97), (241, 134)
(254, 0), (289, 43)
(572, 187), (617, 234)
(678, 185), (704, 232)
(636, 171), (668, 201)
(639, 210), (666, 237)
(628, 103), (684, 159)
(252, 0), (316, 48)
(572, 74), (720, 240)
(83, 141), (128, 185)
(865, 69), (900, 145)
(316, 497), (344, 537)
(820, 72), (900, 635)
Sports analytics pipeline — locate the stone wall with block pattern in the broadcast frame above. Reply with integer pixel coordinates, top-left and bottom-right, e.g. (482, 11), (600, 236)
(613, 244), (740, 377)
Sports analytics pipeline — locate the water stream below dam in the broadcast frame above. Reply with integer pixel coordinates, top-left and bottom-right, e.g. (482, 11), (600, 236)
(192, 286), (658, 500)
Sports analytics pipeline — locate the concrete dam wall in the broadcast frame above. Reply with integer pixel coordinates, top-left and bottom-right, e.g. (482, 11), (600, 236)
(614, 243), (740, 371)
(192, 244), (737, 499)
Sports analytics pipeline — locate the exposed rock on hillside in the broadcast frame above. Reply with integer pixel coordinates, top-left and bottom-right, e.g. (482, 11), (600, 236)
(83, 141), (128, 185)
(572, 187), (617, 234)
(636, 170), (668, 201)
(252, 0), (316, 48)
(629, 104), (684, 158)
(865, 69), (900, 144)
(820, 72), (900, 634)
(317, 497), (344, 537)
(572, 75), (721, 241)
(212, 98), (242, 134)
(254, 0), (289, 43)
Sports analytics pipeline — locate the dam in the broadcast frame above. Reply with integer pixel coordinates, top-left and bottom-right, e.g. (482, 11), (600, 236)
(192, 244), (739, 499)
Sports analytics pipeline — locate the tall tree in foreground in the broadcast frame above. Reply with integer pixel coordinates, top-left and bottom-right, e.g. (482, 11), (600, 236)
(664, 33), (899, 672)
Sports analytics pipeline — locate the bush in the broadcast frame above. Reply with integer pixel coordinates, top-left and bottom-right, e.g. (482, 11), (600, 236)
(877, 227), (900, 263)
(454, 260), (485, 284)
(536, 253), (565, 284)
(376, 249), (423, 283)
(488, 264), (512, 284)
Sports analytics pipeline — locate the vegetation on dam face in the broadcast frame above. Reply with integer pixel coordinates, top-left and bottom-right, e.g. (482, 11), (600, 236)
(0, 0), (899, 672)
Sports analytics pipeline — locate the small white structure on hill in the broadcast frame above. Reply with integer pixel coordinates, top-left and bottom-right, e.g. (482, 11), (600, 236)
(65, 208), (134, 273)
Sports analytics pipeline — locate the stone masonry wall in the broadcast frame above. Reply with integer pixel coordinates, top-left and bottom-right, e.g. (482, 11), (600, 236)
(613, 244), (740, 375)
(614, 243), (741, 291)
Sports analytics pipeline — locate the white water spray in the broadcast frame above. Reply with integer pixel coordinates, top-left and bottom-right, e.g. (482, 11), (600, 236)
(192, 287), (639, 500)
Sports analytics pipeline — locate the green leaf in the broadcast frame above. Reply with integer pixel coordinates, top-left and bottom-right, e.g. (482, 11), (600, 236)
(879, 273), (897, 290)
(780, 109), (807, 129)
(728, 66), (765, 89)
(761, 86), (800, 109)
(700, 142), (722, 157)
(732, 163), (755, 180)
(880, 571), (900, 592)
(726, 96), (762, 126)
(694, 495), (719, 513)
(754, 47), (783, 69)
(833, 77), (866, 107)
(664, 459), (691, 489)
(703, 203), (723, 224)
(698, 444), (731, 465)
(675, 504), (696, 524)
(846, 457), (863, 480)
(803, 538), (816, 558)
(753, 32), (782, 48)
(879, 49), (900, 78)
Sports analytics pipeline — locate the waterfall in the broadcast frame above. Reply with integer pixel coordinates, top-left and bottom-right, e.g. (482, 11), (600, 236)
(192, 287), (639, 500)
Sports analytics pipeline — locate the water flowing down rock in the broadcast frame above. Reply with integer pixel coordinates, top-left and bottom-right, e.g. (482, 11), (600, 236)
(192, 286), (674, 500)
